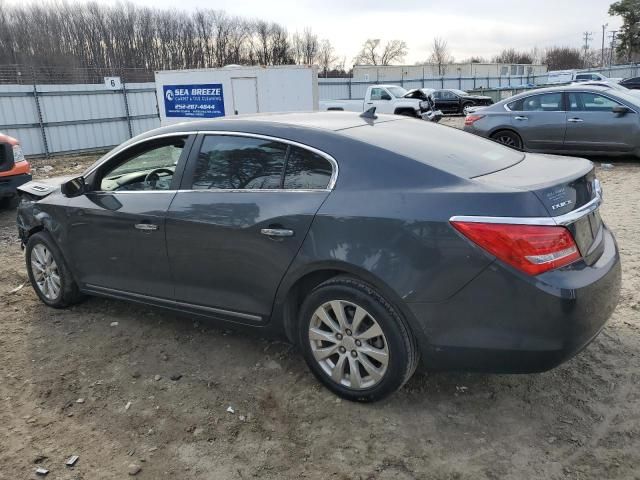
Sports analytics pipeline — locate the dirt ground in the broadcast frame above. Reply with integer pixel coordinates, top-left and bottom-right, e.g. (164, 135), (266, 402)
(1, 131), (640, 479)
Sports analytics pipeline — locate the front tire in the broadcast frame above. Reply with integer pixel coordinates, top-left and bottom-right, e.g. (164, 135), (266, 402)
(298, 276), (419, 402)
(25, 231), (84, 308)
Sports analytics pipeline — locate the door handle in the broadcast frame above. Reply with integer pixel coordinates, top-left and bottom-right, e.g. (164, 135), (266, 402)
(568, 118), (584, 123)
(135, 223), (159, 231)
(514, 116), (528, 121)
(260, 228), (294, 238)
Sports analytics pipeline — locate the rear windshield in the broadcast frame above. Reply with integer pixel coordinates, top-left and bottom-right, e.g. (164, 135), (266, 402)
(340, 119), (524, 178)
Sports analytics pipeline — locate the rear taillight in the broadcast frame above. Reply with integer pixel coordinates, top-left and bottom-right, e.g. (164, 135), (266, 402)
(464, 114), (485, 126)
(451, 221), (580, 275)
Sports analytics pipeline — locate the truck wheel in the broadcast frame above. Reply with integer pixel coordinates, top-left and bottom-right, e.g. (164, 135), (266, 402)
(298, 276), (419, 402)
(25, 231), (85, 308)
(395, 109), (417, 117)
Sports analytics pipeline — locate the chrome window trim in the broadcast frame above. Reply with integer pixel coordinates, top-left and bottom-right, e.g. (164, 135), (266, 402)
(198, 131), (339, 191)
(84, 130), (339, 192)
(450, 188), (602, 227)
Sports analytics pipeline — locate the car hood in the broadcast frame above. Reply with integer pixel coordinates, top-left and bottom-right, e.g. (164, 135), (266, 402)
(17, 175), (74, 198)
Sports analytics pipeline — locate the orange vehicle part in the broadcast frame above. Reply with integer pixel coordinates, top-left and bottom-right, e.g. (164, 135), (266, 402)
(0, 132), (31, 178)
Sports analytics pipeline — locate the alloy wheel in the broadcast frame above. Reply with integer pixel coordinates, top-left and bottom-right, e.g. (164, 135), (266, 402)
(31, 243), (61, 300)
(496, 134), (518, 148)
(308, 300), (389, 390)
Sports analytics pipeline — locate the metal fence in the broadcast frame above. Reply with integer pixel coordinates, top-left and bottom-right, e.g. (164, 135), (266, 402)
(1, 63), (638, 157)
(0, 82), (159, 156)
(318, 64), (640, 100)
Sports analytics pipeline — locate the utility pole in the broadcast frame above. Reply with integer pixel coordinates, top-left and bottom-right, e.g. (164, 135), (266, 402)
(609, 30), (618, 66)
(601, 24), (608, 67)
(582, 31), (593, 68)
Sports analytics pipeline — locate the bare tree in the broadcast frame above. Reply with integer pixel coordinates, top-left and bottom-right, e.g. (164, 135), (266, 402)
(317, 39), (338, 76)
(354, 38), (407, 65)
(429, 37), (453, 75)
(543, 46), (584, 70)
(492, 48), (534, 64)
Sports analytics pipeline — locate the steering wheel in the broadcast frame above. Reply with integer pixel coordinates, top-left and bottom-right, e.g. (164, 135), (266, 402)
(144, 168), (174, 188)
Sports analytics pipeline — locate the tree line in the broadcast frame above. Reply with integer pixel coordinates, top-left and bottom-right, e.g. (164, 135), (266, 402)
(0, 1), (345, 76)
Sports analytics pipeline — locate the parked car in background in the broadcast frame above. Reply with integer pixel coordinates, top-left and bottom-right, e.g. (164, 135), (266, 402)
(320, 85), (431, 118)
(16, 112), (620, 401)
(401, 88), (493, 115)
(429, 89), (493, 115)
(0, 132), (31, 208)
(620, 77), (640, 90)
(464, 85), (640, 157)
(573, 72), (622, 83)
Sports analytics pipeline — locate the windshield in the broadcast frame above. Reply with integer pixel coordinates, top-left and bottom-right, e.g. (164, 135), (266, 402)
(450, 89), (468, 96)
(387, 86), (408, 98)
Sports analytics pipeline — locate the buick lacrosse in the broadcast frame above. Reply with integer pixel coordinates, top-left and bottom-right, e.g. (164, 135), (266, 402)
(17, 112), (621, 401)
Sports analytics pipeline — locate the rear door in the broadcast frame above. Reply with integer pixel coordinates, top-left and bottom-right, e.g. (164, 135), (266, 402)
(508, 92), (567, 150)
(434, 90), (459, 113)
(231, 77), (259, 115)
(564, 91), (638, 153)
(165, 133), (336, 322)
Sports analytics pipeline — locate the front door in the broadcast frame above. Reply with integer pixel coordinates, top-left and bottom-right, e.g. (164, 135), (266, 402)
(231, 77), (258, 115)
(166, 133), (335, 322)
(366, 87), (394, 114)
(564, 91), (638, 153)
(509, 92), (567, 151)
(66, 135), (192, 298)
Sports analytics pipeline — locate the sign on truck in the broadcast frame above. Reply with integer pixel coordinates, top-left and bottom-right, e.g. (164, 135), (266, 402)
(163, 84), (225, 118)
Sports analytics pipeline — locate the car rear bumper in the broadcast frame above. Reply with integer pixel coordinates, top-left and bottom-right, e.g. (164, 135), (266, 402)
(407, 223), (621, 373)
(0, 173), (32, 197)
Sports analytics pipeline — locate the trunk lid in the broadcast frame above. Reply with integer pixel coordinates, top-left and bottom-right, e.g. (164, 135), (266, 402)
(473, 153), (603, 262)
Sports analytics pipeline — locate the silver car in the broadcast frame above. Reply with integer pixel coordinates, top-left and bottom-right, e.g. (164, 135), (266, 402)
(464, 85), (640, 157)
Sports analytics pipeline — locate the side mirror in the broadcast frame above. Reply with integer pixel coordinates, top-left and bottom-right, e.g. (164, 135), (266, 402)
(0, 142), (15, 173)
(61, 176), (86, 197)
(381, 93), (392, 101)
(612, 105), (631, 115)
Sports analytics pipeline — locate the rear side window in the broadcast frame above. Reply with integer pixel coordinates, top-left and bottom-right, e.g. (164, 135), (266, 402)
(193, 135), (287, 190)
(520, 93), (564, 112)
(283, 147), (332, 190)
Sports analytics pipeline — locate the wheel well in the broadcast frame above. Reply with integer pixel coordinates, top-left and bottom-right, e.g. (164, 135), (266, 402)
(326, 107), (344, 111)
(280, 269), (351, 343)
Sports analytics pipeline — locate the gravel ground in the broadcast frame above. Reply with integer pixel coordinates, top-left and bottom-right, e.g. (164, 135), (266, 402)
(1, 125), (639, 479)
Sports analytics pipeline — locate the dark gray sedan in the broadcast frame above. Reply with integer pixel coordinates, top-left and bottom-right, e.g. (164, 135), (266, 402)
(16, 112), (620, 401)
(464, 85), (640, 157)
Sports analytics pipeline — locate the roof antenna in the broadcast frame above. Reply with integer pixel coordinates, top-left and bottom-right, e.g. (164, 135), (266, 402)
(360, 106), (377, 119)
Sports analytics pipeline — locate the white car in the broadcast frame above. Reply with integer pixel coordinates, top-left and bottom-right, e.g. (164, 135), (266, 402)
(320, 85), (432, 118)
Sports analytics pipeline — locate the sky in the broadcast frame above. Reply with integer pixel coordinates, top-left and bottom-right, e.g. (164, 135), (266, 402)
(13, 0), (625, 64)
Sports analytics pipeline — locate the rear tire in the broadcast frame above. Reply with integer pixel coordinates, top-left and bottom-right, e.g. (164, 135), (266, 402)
(25, 231), (85, 308)
(298, 276), (419, 402)
(490, 130), (523, 150)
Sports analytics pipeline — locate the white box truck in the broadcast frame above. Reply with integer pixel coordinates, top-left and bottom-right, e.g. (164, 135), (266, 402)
(155, 65), (319, 126)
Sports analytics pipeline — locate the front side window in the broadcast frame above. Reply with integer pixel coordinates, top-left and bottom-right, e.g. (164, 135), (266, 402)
(193, 135), (287, 190)
(568, 92), (622, 112)
(99, 139), (185, 192)
(370, 88), (386, 101)
(283, 147), (333, 190)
